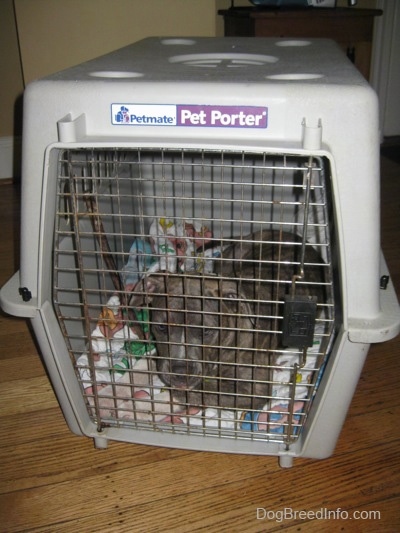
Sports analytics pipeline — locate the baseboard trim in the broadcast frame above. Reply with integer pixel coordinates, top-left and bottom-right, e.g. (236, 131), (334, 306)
(0, 136), (22, 179)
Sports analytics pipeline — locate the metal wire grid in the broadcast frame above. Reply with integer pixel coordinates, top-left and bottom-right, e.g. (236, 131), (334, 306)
(53, 147), (336, 443)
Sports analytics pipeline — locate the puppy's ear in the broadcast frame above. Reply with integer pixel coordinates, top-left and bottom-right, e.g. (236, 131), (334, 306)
(129, 274), (166, 307)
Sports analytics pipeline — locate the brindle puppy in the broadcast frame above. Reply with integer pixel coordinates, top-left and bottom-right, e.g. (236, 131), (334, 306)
(130, 229), (326, 411)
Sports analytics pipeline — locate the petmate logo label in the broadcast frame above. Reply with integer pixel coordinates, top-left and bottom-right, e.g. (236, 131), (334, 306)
(112, 104), (177, 125)
(112, 104), (268, 128)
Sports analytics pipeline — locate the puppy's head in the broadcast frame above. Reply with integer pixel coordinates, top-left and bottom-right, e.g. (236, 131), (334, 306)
(129, 273), (252, 389)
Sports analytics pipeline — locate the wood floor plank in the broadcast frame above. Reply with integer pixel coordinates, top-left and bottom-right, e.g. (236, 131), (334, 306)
(1, 396), (399, 495)
(0, 353), (45, 382)
(0, 376), (57, 417)
(0, 434), (193, 494)
(0, 453), (277, 532)
(0, 408), (71, 448)
(1, 441), (398, 533)
(0, 315), (30, 339)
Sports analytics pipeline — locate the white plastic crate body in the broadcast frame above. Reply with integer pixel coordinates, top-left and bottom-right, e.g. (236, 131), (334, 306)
(1, 37), (399, 465)
(15, 38), (384, 334)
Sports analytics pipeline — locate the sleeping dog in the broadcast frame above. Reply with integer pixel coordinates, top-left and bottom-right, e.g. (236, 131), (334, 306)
(129, 229), (326, 412)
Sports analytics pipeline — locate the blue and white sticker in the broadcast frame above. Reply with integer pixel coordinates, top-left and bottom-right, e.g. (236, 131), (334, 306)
(111, 104), (268, 129)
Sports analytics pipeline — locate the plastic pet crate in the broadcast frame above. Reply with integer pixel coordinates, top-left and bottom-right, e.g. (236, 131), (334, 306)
(1, 37), (399, 467)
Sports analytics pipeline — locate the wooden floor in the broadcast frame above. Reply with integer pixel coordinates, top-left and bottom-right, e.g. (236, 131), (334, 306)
(0, 151), (399, 532)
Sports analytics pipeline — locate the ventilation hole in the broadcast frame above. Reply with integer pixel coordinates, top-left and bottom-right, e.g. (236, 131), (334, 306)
(266, 73), (324, 80)
(275, 40), (312, 47)
(181, 59), (222, 68)
(169, 53), (279, 68)
(161, 39), (196, 46)
(89, 71), (144, 78)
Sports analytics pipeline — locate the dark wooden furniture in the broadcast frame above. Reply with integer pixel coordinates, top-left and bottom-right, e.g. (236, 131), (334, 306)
(218, 7), (382, 80)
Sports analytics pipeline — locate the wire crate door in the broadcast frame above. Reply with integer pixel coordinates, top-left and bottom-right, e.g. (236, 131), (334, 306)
(53, 148), (336, 445)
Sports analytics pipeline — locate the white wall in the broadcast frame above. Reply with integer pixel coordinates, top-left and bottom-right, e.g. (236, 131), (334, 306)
(371, 0), (400, 137)
(14, 0), (217, 84)
(1, 0), (218, 178)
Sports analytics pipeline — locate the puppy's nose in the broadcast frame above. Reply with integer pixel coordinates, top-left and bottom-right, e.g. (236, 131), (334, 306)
(169, 360), (199, 389)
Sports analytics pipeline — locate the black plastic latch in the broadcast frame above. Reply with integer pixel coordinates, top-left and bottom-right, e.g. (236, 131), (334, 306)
(282, 295), (317, 348)
(380, 275), (389, 290)
(19, 287), (32, 302)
